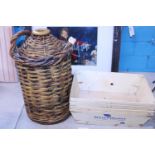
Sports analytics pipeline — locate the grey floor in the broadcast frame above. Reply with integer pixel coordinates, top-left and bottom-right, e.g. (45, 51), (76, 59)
(1, 72), (155, 129)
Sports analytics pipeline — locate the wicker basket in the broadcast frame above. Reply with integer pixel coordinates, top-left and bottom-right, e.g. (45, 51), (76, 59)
(10, 29), (73, 124)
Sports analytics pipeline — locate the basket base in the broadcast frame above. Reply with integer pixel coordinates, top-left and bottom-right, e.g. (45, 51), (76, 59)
(27, 112), (71, 125)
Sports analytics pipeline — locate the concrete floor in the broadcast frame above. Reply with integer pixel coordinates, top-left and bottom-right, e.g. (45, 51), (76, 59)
(1, 72), (155, 129)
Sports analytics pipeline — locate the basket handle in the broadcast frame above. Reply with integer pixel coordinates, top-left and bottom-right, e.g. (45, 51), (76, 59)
(10, 30), (31, 57)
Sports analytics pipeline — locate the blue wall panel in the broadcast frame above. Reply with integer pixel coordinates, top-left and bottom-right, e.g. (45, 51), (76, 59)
(119, 26), (155, 72)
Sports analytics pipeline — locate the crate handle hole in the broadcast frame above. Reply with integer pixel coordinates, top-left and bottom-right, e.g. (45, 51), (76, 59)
(78, 81), (83, 84)
(110, 82), (114, 86)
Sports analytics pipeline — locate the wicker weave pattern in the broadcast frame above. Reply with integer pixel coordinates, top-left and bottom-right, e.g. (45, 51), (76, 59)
(10, 30), (73, 124)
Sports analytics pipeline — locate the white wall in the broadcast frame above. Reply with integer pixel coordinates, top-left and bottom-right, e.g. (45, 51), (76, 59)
(97, 26), (114, 71)
(32, 26), (47, 31)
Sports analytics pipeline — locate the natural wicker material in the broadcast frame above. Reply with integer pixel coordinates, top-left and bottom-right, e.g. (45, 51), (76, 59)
(10, 29), (73, 124)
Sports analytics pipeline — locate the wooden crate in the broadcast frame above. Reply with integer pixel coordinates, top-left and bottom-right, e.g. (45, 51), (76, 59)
(69, 71), (155, 127)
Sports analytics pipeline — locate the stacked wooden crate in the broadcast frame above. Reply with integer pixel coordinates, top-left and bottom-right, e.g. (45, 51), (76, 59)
(69, 71), (155, 127)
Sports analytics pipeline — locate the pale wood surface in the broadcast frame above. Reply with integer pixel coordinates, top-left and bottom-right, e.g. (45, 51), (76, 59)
(0, 26), (18, 82)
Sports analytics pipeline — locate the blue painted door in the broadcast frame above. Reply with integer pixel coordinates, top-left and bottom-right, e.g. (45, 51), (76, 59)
(119, 26), (155, 72)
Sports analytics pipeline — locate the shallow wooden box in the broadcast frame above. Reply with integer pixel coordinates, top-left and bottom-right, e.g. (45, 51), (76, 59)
(69, 71), (155, 127)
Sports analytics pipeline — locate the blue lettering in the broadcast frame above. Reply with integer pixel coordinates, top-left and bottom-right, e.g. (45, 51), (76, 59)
(94, 114), (126, 121)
